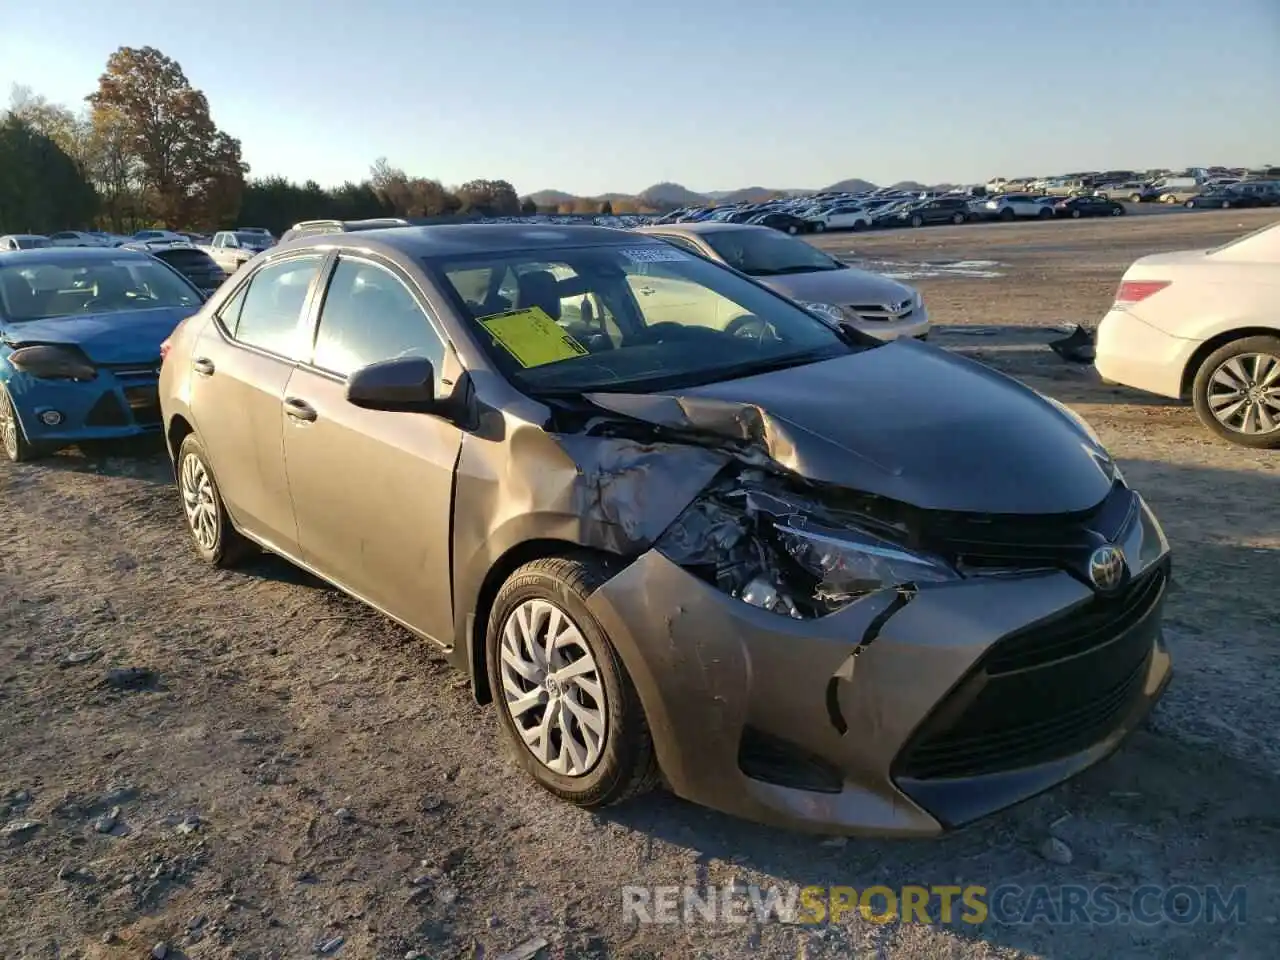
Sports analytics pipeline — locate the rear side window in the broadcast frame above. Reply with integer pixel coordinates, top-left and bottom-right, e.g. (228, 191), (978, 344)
(226, 256), (323, 358)
(310, 257), (445, 378)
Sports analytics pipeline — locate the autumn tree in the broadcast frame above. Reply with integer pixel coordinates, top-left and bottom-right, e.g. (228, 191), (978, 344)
(87, 46), (246, 227)
(370, 157), (460, 216)
(455, 179), (520, 216)
(599, 199), (614, 215)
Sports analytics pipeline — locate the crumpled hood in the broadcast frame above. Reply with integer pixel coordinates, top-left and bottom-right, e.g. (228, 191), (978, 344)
(584, 339), (1115, 515)
(2, 306), (196, 364)
(757, 267), (914, 308)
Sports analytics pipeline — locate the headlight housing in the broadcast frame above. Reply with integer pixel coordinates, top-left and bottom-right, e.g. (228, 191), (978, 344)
(798, 301), (846, 326)
(774, 514), (959, 608)
(8, 344), (97, 381)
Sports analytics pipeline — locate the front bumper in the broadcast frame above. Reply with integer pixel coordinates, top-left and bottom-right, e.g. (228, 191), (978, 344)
(586, 533), (1171, 836)
(1094, 309), (1198, 399)
(847, 304), (930, 342)
(6, 366), (163, 447)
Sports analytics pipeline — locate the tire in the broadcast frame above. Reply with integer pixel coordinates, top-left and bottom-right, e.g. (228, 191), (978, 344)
(1111, 205), (1124, 216)
(1000, 207), (1016, 222)
(1129, 194), (1143, 203)
(0, 386), (42, 462)
(951, 212), (965, 225)
(1162, 194), (1178, 204)
(1221, 200), (1232, 209)
(851, 220), (866, 232)
(812, 222), (825, 233)
(1071, 208), (1082, 218)
(1184, 200), (1196, 209)
(910, 214), (924, 227)
(486, 553), (659, 808)
(786, 225), (798, 234)
(1038, 206), (1053, 219)
(176, 433), (254, 566)
(1191, 335), (1280, 449)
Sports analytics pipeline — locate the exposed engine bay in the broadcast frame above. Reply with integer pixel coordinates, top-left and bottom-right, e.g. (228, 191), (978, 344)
(653, 466), (945, 619)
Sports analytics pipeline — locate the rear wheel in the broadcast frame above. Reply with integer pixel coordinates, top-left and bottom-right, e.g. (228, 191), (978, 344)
(1038, 206), (1053, 219)
(951, 212), (966, 225)
(1221, 200), (1232, 209)
(812, 222), (826, 233)
(1000, 207), (1016, 222)
(1111, 205), (1124, 216)
(1071, 208), (1082, 218)
(786, 224), (798, 234)
(910, 214), (924, 227)
(177, 433), (254, 566)
(851, 220), (866, 232)
(487, 554), (659, 807)
(0, 386), (42, 463)
(1162, 194), (1178, 204)
(1129, 193), (1143, 203)
(1192, 336), (1280, 449)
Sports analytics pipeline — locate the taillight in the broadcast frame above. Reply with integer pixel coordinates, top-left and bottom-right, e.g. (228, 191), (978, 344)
(1114, 280), (1170, 305)
(160, 338), (173, 362)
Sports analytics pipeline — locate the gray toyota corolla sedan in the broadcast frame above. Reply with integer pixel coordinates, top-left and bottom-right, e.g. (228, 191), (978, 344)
(158, 223), (1172, 836)
(633, 222), (929, 341)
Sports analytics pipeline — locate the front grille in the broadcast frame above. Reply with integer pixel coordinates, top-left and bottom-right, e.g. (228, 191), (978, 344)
(849, 300), (914, 323)
(894, 562), (1165, 781)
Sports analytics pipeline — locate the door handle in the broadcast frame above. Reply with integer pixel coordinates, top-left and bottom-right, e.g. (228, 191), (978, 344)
(283, 397), (317, 422)
(192, 357), (215, 376)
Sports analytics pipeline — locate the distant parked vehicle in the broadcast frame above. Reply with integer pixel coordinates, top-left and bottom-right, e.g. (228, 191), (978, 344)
(143, 245), (227, 295)
(1183, 187), (1269, 210)
(1053, 196), (1126, 218)
(806, 203), (872, 233)
(131, 229), (189, 244)
(1093, 181), (1150, 201)
(746, 211), (812, 234)
(0, 235), (51, 251)
(48, 231), (110, 248)
(881, 197), (971, 228)
(1095, 221), (1280, 448)
(202, 230), (275, 273)
(980, 194), (1057, 221)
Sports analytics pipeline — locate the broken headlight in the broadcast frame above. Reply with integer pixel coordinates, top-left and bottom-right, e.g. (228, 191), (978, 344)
(774, 515), (958, 606)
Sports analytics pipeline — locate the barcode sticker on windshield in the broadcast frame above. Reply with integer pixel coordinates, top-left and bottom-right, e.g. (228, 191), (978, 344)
(619, 246), (690, 264)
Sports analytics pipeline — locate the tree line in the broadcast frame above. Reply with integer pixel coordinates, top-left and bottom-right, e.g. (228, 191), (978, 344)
(0, 45), (599, 238)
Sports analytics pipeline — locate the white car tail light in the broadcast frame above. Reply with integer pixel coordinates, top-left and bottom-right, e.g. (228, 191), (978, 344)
(1114, 280), (1170, 306)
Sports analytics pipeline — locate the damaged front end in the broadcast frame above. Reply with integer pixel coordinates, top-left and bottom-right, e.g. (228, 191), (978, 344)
(654, 465), (953, 619)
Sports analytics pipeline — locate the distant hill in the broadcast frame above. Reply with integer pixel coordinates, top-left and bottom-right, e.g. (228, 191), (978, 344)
(820, 178), (878, 194)
(638, 182), (707, 208)
(525, 189), (578, 207)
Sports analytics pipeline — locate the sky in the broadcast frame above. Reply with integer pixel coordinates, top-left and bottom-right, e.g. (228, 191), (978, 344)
(2, 0), (1277, 197)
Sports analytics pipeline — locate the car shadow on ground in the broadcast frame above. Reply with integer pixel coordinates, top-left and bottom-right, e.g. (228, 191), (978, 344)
(37, 436), (173, 484)
(932, 324), (1185, 408)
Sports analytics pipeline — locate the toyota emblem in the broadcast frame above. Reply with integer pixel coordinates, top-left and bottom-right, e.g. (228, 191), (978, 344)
(1088, 544), (1126, 592)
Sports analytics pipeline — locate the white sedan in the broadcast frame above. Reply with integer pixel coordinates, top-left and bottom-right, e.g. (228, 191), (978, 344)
(1094, 220), (1280, 447)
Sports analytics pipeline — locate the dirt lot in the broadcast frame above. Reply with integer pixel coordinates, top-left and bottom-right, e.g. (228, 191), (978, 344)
(2, 210), (1278, 960)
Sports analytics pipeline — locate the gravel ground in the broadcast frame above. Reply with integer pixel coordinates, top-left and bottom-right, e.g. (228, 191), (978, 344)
(2, 210), (1278, 960)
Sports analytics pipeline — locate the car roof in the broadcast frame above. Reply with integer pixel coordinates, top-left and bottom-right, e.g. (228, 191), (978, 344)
(275, 223), (671, 258)
(0, 246), (150, 266)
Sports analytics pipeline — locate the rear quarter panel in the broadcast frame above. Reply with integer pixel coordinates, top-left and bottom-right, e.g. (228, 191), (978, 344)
(1126, 261), (1280, 342)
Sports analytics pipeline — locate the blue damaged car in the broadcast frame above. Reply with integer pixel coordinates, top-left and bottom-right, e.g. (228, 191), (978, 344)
(0, 246), (205, 461)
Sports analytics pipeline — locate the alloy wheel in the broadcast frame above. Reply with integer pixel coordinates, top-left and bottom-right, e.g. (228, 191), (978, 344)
(499, 598), (607, 777)
(1207, 353), (1280, 436)
(0, 393), (18, 460)
(180, 452), (219, 550)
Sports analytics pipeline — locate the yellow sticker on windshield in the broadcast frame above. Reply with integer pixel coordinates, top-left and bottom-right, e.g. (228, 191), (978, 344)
(478, 307), (589, 368)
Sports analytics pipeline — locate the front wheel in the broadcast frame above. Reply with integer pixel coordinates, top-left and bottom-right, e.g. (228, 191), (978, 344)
(1071, 208), (1082, 218)
(0, 386), (43, 463)
(786, 224), (798, 234)
(1111, 205), (1124, 215)
(951, 212), (966, 225)
(1000, 207), (1016, 221)
(910, 214), (924, 227)
(1192, 336), (1280, 449)
(487, 554), (659, 807)
(1129, 194), (1144, 203)
(1038, 206), (1053, 219)
(176, 433), (254, 566)
(812, 222), (825, 233)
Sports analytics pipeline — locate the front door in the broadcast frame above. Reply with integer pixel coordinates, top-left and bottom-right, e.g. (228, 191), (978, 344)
(282, 254), (461, 644)
(187, 253), (325, 553)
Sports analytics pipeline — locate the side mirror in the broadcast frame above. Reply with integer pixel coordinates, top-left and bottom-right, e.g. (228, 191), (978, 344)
(345, 356), (441, 414)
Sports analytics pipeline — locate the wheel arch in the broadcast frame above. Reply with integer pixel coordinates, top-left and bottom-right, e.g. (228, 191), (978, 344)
(166, 413), (195, 466)
(1180, 327), (1280, 398)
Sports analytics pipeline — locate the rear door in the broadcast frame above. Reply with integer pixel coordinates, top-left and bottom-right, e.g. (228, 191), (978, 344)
(187, 253), (326, 554)
(281, 253), (462, 644)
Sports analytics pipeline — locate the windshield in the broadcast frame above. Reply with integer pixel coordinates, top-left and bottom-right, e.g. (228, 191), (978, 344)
(0, 257), (202, 322)
(234, 232), (272, 247)
(432, 242), (855, 395)
(699, 229), (843, 277)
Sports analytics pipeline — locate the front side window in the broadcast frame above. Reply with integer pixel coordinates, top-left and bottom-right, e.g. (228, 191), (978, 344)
(433, 242), (857, 395)
(0, 256), (201, 322)
(228, 256), (322, 358)
(310, 258), (445, 377)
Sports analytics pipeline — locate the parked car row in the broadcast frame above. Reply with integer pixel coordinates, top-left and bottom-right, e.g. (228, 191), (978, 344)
(0, 220), (1177, 839)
